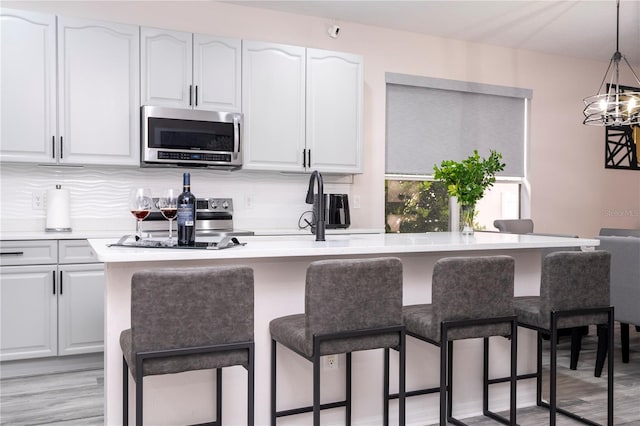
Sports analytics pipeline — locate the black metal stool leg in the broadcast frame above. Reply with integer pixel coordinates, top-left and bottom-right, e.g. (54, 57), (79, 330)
(346, 352), (352, 426)
(447, 340), (453, 421)
(123, 356), (129, 426)
(135, 359), (143, 426)
(383, 348), (390, 426)
(313, 351), (321, 426)
(248, 343), (255, 426)
(216, 368), (222, 424)
(550, 314), (558, 426)
(270, 339), (276, 426)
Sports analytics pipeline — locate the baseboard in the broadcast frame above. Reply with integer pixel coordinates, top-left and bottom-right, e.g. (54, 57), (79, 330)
(0, 352), (103, 379)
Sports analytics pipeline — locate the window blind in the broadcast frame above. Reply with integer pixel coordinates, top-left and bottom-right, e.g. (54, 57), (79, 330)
(385, 73), (531, 177)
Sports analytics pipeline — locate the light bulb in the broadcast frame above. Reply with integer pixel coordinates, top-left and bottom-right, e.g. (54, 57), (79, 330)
(599, 99), (608, 111)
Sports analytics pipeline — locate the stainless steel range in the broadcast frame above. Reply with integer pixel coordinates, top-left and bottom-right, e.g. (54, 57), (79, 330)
(143, 197), (254, 237)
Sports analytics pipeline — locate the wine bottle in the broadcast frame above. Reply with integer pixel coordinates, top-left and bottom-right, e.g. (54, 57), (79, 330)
(177, 172), (196, 246)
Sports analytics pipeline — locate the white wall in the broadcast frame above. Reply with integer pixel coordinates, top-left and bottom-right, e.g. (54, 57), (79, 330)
(2, 0), (639, 236)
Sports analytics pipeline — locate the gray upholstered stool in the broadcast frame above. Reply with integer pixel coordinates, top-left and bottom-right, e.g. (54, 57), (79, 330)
(120, 266), (255, 426)
(270, 257), (406, 426)
(386, 255), (517, 426)
(488, 251), (613, 426)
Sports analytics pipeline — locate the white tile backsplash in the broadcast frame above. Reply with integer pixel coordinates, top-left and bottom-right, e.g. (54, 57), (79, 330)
(0, 164), (352, 233)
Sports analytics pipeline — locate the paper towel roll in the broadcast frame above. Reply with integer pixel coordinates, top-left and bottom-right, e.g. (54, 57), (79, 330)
(46, 185), (72, 232)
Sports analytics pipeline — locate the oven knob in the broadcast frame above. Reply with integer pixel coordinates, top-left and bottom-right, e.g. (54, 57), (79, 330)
(210, 200), (217, 209)
(222, 201), (229, 209)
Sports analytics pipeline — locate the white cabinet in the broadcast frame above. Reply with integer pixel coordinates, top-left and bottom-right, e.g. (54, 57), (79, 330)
(242, 42), (363, 173)
(242, 41), (306, 171)
(57, 16), (140, 165)
(0, 240), (104, 362)
(141, 27), (241, 112)
(57, 240), (104, 356)
(306, 49), (363, 173)
(0, 9), (140, 166)
(0, 264), (58, 360)
(0, 9), (57, 163)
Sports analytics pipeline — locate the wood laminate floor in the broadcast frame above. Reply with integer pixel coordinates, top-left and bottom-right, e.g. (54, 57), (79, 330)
(1, 325), (638, 425)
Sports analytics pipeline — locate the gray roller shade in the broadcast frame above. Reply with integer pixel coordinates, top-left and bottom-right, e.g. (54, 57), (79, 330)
(385, 73), (531, 177)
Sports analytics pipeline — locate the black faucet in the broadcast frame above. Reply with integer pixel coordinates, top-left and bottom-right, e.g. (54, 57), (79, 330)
(305, 170), (325, 241)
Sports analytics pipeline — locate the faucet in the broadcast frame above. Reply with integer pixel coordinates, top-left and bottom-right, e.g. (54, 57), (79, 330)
(305, 170), (325, 241)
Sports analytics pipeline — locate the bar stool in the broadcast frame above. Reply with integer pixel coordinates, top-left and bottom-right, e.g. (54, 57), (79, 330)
(487, 250), (613, 426)
(386, 255), (517, 426)
(120, 266), (255, 426)
(270, 257), (406, 426)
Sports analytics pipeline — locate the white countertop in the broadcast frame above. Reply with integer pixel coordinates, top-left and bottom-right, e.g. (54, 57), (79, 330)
(88, 232), (600, 263)
(0, 227), (382, 241)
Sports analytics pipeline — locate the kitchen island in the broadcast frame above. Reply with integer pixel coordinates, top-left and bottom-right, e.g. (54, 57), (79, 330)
(89, 232), (599, 426)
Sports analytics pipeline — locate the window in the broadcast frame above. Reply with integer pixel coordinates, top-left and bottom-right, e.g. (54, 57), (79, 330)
(385, 73), (531, 233)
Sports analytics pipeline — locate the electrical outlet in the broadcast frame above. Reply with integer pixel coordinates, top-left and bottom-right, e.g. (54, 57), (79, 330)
(245, 196), (253, 209)
(32, 192), (45, 210)
(352, 195), (361, 209)
(323, 354), (338, 370)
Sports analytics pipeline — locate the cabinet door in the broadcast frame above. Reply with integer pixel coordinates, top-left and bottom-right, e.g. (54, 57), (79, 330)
(58, 264), (104, 355)
(0, 265), (57, 361)
(306, 49), (363, 173)
(194, 34), (241, 112)
(58, 16), (140, 166)
(0, 9), (56, 163)
(141, 27), (193, 108)
(242, 41), (306, 171)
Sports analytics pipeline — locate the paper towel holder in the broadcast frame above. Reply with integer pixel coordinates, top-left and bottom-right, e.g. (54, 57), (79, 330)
(45, 184), (72, 232)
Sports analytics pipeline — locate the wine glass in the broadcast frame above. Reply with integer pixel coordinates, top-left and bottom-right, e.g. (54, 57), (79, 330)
(129, 188), (152, 241)
(158, 189), (178, 242)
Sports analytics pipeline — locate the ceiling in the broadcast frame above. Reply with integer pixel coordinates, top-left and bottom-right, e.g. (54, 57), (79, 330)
(229, 0), (640, 67)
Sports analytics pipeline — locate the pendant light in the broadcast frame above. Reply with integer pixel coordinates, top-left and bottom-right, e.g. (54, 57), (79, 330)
(583, 0), (640, 126)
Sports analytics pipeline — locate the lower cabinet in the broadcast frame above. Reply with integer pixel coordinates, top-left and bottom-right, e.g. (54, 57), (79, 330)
(0, 240), (104, 362)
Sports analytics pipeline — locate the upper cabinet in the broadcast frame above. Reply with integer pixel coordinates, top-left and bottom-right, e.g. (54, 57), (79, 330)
(306, 48), (363, 173)
(1, 9), (57, 163)
(242, 42), (363, 174)
(141, 27), (241, 112)
(242, 41), (306, 172)
(57, 16), (140, 166)
(0, 9), (140, 166)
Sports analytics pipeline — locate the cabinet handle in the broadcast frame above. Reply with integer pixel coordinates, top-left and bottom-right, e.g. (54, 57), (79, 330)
(302, 149), (306, 168)
(60, 136), (64, 159)
(189, 85), (193, 106)
(0, 251), (24, 256)
(308, 149), (311, 167)
(59, 271), (63, 295)
(52, 271), (56, 295)
(195, 85), (198, 106)
(52, 136), (56, 159)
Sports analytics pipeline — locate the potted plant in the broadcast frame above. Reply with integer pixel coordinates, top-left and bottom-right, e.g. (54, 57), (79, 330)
(433, 150), (505, 235)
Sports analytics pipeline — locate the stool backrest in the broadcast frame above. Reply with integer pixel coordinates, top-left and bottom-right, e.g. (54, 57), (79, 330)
(304, 257), (403, 347)
(432, 256), (514, 333)
(540, 251), (610, 316)
(130, 266), (254, 353)
(494, 219), (534, 234)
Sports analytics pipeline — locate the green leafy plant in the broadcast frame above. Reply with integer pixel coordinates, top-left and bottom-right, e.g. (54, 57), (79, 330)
(432, 150), (506, 207)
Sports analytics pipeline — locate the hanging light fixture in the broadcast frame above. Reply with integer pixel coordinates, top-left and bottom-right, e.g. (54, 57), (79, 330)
(583, 0), (640, 126)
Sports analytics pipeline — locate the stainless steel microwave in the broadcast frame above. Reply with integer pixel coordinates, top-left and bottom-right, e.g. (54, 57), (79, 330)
(141, 106), (242, 169)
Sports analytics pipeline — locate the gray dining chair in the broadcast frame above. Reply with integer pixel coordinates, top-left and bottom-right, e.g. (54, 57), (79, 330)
(120, 266), (255, 426)
(270, 257), (406, 426)
(493, 219), (534, 234)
